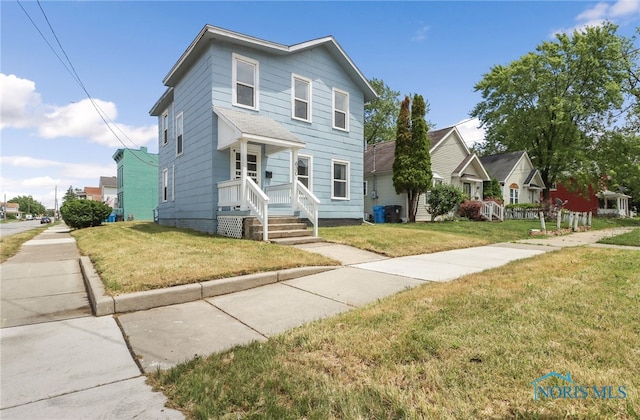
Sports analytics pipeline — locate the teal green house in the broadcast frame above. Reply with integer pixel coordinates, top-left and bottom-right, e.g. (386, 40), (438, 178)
(112, 146), (159, 221)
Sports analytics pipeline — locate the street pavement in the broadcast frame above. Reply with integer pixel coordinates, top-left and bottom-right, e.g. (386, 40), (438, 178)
(0, 223), (636, 419)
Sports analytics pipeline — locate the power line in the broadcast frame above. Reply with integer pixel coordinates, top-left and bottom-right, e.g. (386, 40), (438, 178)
(16, 0), (158, 168)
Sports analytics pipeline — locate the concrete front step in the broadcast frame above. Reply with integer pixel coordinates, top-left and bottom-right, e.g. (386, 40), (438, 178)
(245, 217), (301, 226)
(256, 229), (313, 240)
(270, 236), (324, 245)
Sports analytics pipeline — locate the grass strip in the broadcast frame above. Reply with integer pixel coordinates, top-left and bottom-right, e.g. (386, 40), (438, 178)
(598, 228), (640, 247)
(0, 226), (49, 263)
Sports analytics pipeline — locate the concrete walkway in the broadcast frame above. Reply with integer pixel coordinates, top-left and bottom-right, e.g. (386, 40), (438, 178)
(1, 223), (637, 419)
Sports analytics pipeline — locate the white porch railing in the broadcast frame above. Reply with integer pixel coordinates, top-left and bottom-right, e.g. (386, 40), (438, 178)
(481, 201), (504, 221)
(217, 179), (242, 209)
(265, 183), (292, 206)
(218, 179), (320, 241)
(246, 178), (270, 241)
(295, 180), (320, 237)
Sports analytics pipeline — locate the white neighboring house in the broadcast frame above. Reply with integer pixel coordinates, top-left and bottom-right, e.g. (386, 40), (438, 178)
(100, 176), (118, 208)
(479, 151), (546, 205)
(364, 125), (491, 222)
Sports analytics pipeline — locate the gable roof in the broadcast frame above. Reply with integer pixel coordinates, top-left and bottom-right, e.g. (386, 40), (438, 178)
(479, 151), (527, 183)
(364, 124), (467, 174)
(161, 24), (377, 101)
(452, 154), (491, 182)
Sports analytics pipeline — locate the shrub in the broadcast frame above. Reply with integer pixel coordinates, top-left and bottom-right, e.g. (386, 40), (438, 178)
(483, 177), (503, 202)
(60, 200), (112, 229)
(459, 200), (483, 220)
(427, 184), (465, 221)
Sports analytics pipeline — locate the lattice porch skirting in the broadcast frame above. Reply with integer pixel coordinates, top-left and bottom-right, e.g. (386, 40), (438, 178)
(217, 216), (244, 239)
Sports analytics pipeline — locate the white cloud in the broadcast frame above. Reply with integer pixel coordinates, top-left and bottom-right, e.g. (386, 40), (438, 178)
(412, 24), (430, 42)
(455, 118), (485, 149)
(0, 73), (43, 129)
(1, 155), (115, 179)
(554, 0), (640, 35)
(0, 73), (156, 148)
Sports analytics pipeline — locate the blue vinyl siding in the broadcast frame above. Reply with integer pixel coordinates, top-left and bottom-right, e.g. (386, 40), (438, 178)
(155, 34), (368, 232)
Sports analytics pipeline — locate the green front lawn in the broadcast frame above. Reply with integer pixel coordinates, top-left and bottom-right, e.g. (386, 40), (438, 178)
(598, 228), (640, 247)
(150, 247), (640, 418)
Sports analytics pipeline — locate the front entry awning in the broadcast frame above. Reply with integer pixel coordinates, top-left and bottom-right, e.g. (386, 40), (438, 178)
(214, 106), (305, 155)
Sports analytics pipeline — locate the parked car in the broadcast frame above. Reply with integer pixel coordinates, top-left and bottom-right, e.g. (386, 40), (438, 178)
(40, 216), (51, 224)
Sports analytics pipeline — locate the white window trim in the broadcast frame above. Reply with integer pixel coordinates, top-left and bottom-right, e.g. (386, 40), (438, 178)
(332, 88), (349, 131)
(295, 153), (313, 191)
(171, 165), (175, 201)
(162, 110), (169, 146)
(162, 168), (168, 202)
(291, 74), (312, 122)
(232, 53), (259, 110)
(331, 159), (350, 200)
(175, 112), (184, 156)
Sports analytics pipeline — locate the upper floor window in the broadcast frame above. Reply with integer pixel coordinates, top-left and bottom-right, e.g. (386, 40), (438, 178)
(292, 75), (311, 122)
(331, 159), (350, 200)
(162, 110), (169, 146)
(233, 53), (259, 109)
(333, 88), (349, 131)
(176, 112), (184, 156)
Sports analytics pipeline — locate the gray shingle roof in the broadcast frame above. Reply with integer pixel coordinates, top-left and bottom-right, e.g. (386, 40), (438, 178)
(214, 107), (304, 146)
(478, 151), (526, 182)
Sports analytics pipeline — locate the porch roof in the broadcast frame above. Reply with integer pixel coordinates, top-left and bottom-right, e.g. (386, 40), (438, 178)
(214, 106), (305, 155)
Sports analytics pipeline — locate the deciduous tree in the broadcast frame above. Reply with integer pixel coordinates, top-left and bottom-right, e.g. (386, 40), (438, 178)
(472, 23), (629, 198)
(364, 78), (400, 144)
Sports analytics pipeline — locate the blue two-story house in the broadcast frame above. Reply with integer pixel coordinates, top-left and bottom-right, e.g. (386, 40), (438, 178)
(150, 25), (376, 241)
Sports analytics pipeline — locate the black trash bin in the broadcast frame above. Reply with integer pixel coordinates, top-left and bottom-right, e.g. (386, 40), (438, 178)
(384, 205), (402, 223)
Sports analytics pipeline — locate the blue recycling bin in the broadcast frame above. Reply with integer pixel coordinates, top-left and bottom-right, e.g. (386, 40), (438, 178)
(107, 213), (116, 223)
(373, 206), (385, 223)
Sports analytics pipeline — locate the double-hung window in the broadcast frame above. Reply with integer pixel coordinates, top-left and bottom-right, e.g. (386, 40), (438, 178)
(331, 159), (349, 200)
(292, 75), (311, 122)
(176, 112), (183, 156)
(162, 168), (168, 202)
(333, 88), (349, 131)
(162, 111), (169, 146)
(233, 53), (259, 109)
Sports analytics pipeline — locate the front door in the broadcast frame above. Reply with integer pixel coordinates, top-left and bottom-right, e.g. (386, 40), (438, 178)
(231, 145), (261, 185)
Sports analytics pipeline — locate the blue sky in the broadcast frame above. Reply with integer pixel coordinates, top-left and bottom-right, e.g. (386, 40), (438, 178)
(2, 1), (639, 209)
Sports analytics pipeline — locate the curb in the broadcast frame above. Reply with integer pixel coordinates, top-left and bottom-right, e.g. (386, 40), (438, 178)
(79, 257), (337, 316)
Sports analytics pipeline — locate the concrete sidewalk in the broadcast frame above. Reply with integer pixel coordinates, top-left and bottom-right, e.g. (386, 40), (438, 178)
(1, 223), (636, 419)
(0, 225), (183, 419)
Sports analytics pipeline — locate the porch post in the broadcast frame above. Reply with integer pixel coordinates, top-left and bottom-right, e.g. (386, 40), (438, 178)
(240, 140), (248, 211)
(291, 148), (298, 211)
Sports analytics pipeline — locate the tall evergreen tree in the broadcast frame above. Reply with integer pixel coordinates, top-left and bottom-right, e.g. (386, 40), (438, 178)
(393, 95), (433, 222)
(63, 186), (77, 203)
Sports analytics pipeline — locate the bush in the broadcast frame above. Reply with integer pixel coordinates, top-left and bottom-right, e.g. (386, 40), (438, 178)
(459, 200), (483, 220)
(60, 200), (112, 229)
(427, 184), (465, 221)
